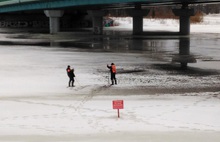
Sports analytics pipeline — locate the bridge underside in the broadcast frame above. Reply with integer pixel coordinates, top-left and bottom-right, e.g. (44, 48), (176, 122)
(0, 0), (218, 68)
(0, 0), (219, 36)
(0, 0), (220, 13)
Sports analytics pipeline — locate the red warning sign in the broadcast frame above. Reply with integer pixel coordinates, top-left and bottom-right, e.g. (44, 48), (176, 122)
(112, 100), (124, 109)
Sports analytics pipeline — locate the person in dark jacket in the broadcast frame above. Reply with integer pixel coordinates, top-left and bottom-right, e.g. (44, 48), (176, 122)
(107, 63), (117, 85)
(66, 65), (75, 87)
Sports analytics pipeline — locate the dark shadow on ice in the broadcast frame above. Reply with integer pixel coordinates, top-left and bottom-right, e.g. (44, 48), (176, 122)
(97, 68), (146, 74)
(0, 41), (50, 46)
(140, 31), (181, 37)
(117, 69), (146, 74)
(152, 63), (220, 76)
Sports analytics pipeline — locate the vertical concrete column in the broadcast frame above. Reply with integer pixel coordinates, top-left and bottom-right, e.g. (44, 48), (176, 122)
(130, 39), (144, 50)
(133, 15), (144, 35)
(173, 6), (195, 35)
(127, 7), (149, 35)
(172, 37), (196, 69)
(44, 10), (64, 34)
(88, 10), (106, 35)
(179, 37), (190, 68)
(179, 37), (190, 56)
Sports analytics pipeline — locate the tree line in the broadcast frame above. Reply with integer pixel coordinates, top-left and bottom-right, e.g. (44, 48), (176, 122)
(107, 4), (220, 23)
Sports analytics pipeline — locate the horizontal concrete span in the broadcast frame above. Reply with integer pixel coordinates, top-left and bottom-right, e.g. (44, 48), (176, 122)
(0, 0), (219, 36)
(0, 0), (220, 13)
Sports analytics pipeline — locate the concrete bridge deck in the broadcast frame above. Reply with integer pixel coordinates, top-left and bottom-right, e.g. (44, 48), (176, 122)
(0, 0), (219, 36)
(0, 0), (219, 75)
(0, 0), (219, 13)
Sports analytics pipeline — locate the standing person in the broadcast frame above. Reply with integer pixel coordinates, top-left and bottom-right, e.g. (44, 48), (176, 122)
(66, 65), (75, 87)
(107, 63), (117, 85)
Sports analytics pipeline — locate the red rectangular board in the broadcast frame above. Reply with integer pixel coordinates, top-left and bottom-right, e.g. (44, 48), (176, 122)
(112, 100), (124, 109)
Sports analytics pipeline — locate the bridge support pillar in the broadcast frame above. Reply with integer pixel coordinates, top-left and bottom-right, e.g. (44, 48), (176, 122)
(173, 5), (195, 35)
(127, 5), (149, 35)
(44, 10), (64, 34)
(88, 10), (106, 35)
(172, 37), (196, 69)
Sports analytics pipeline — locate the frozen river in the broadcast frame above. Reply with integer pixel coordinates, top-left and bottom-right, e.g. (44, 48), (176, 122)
(0, 26), (220, 142)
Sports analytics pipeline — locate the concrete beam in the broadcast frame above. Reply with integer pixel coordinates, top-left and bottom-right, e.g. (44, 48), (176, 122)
(44, 10), (64, 34)
(173, 8), (196, 35)
(88, 10), (106, 35)
(126, 9), (149, 35)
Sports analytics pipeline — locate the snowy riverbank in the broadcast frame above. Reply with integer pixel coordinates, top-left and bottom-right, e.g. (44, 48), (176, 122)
(107, 14), (220, 33)
(0, 14), (220, 142)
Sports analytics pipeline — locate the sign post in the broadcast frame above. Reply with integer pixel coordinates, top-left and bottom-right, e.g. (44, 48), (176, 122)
(112, 100), (124, 118)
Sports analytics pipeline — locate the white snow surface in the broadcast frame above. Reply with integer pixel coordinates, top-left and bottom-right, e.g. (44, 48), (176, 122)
(0, 14), (220, 141)
(111, 14), (220, 33)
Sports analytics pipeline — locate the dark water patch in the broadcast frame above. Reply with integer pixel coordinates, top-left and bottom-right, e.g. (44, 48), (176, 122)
(0, 41), (16, 45)
(8, 34), (36, 39)
(0, 41), (50, 46)
(101, 86), (220, 95)
(58, 41), (101, 49)
(152, 63), (220, 76)
(126, 35), (184, 40)
(117, 69), (146, 74)
(97, 68), (146, 74)
(202, 59), (220, 61)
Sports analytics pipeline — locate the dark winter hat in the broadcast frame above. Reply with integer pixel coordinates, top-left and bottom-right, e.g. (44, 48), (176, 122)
(111, 63), (114, 65)
(67, 65), (70, 68)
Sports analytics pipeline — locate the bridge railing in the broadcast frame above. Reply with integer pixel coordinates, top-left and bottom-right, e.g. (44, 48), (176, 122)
(0, 0), (41, 6)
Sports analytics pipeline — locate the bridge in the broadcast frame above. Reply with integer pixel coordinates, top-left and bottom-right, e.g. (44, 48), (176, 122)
(0, 0), (219, 68)
(0, 0), (219, 12)
(0, 0), (219, 34)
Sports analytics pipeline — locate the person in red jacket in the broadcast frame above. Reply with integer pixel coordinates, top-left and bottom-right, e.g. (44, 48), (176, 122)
(66, 65), (75, 87)
(107, 63), (117, 85)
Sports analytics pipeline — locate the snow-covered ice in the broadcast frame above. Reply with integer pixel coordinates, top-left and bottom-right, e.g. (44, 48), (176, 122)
(0, 14), (220, 141)
(110, 14), (220, 33)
